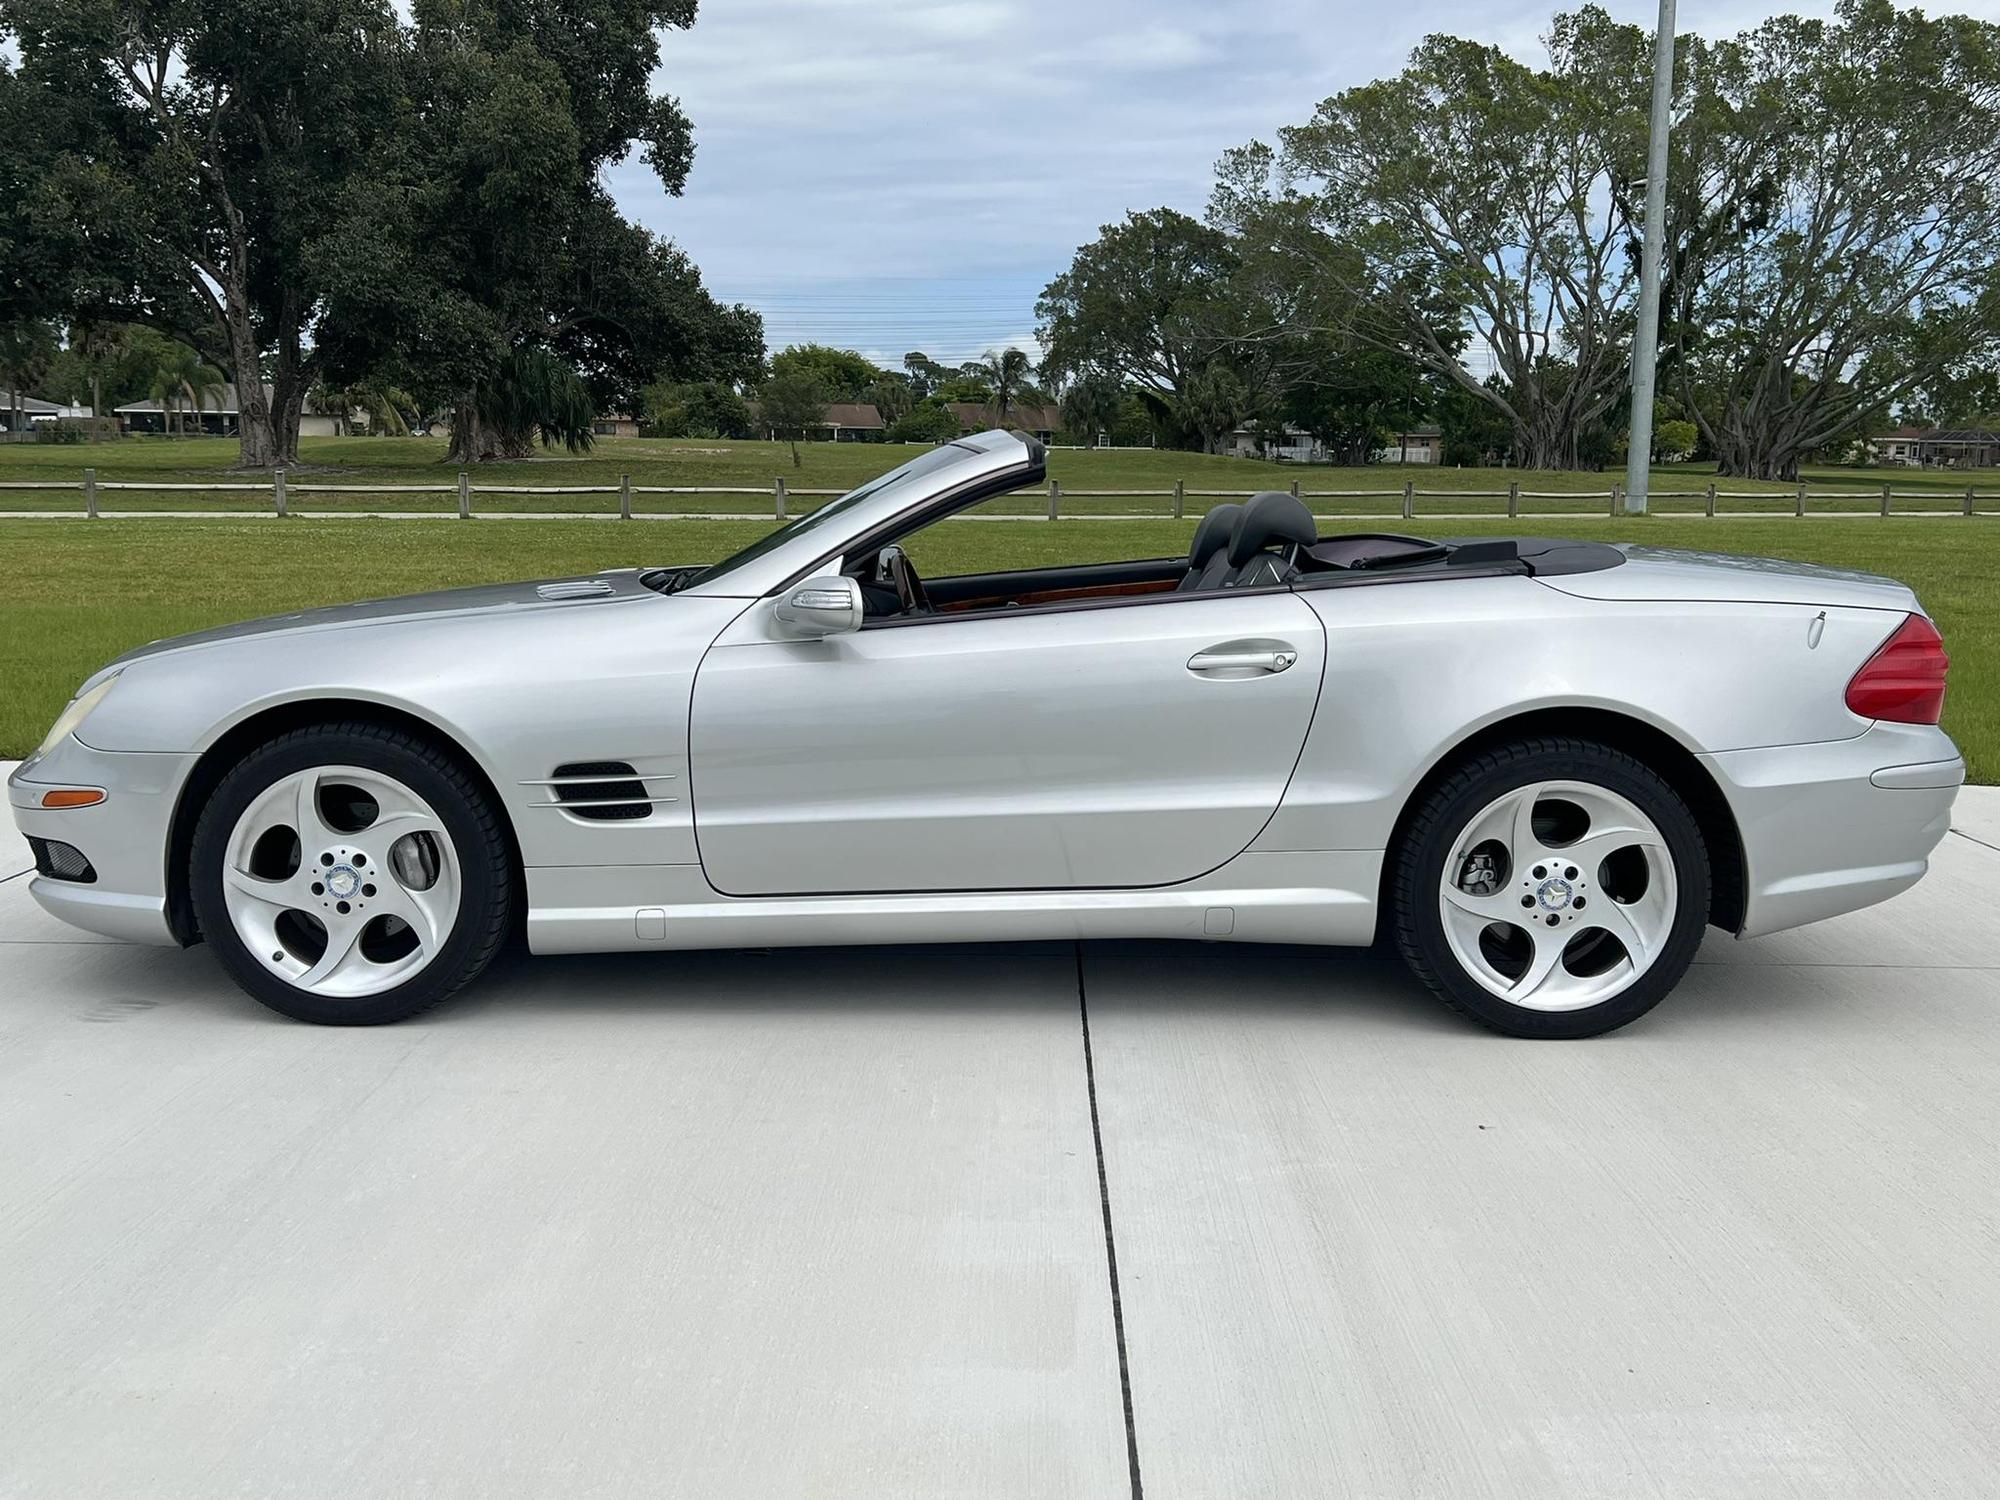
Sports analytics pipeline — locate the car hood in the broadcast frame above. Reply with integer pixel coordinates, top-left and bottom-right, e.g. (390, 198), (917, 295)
(100, 569), (669, 677)
(1537, 545), (1922, 613)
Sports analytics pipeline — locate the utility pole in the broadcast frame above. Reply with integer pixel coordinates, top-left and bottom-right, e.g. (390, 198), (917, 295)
(1624, 0), (1677, 516)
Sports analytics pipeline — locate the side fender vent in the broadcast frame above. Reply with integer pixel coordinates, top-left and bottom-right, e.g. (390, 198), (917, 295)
(548, 760), (652, 821)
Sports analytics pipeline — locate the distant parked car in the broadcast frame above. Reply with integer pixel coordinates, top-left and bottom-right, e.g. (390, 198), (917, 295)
(11, 431), (1961, 1036)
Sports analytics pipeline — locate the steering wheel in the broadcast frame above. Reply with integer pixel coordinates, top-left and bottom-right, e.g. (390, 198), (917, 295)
(875, 544), (933, 615)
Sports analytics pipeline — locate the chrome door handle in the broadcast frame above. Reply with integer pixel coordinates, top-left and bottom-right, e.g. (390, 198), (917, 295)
(1188, 647), (1297, 675)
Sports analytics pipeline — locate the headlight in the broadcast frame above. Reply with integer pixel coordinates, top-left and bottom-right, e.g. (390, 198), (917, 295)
(35, 672), (122, 758)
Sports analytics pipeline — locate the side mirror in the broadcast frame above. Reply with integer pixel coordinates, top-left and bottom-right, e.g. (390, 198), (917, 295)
(774, 575), (863, 638)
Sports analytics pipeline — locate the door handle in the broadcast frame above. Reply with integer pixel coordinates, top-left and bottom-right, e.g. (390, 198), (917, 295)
(1188, 646), (1298, 675)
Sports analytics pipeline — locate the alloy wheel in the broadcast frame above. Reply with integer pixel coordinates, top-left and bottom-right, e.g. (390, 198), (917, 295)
(1436, 778), (1678, 1012)
(221, 764), (462, 998)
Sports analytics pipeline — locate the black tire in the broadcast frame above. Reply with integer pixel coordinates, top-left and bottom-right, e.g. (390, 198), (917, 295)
(1391, 737), (1710, 1039)
(189, 722), (514, 1024)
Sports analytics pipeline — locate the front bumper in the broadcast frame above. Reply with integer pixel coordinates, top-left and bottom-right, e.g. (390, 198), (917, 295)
(8, 739), (195, 946)
(1704, 721), (1964, 939)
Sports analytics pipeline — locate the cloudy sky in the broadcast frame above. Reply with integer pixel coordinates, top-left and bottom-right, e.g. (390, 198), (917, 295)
(610, 0), (2000, 368)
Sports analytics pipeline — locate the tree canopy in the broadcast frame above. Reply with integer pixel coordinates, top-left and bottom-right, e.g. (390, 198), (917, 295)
(0, 0), (763, 465)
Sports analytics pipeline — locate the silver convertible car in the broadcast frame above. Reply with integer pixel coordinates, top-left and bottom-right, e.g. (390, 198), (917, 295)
(11, 431), (1963, 1036)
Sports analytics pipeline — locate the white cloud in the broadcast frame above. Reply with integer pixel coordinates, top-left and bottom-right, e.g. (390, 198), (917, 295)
(623, 0), (2000, 363)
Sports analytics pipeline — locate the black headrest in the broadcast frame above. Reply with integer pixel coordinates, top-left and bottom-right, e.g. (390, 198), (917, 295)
(1187, 503), (1242, 569)
(1228, 491), (1317, 567)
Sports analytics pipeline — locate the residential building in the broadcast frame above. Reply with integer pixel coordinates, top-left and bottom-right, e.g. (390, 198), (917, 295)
(1378, 425), (1444, 464)
(0, 391), (93, 433)
(943, 402), (1060, 444)
(114, 384), (348, 438)
(1868, 426), (2000, 468)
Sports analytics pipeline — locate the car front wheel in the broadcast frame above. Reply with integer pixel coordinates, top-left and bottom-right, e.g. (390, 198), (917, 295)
(1393, 738), (1711, 1038)
(190, 723), (514, 1024)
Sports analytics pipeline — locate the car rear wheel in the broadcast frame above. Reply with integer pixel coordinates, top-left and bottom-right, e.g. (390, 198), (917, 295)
(190, 723), (513, 1024)
(1392, 738), (1710, 1038)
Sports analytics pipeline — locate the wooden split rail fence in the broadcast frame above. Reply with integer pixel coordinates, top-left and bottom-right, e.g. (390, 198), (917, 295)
(1, 470), (1995, 521)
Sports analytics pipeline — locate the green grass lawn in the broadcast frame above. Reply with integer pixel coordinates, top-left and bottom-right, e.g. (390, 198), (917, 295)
(6, 434), (1994, 517)
(2, 512), (1992, 781)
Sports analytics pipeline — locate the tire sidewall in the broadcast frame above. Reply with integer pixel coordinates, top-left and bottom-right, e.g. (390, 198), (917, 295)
(190, 728), (509, 1024)
(1399, 743), (1711, 1039)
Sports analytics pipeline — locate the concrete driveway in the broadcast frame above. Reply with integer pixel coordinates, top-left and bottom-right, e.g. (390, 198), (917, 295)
(3, 776), (1997, 1499)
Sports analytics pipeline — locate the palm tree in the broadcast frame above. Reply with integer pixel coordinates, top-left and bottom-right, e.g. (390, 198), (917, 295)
(148, 342), (226, 438)
(978, 347), (1038, 426)
(314, 379), (417, 437)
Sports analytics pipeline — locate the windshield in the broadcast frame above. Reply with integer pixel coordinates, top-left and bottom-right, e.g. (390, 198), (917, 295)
(693, 442), (990, 586)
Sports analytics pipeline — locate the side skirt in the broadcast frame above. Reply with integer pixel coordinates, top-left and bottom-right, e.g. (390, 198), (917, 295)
(524, 850), (1382, 954)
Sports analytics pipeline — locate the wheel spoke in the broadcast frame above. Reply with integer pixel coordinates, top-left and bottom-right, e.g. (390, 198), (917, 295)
(223, 863), (295, 923)
(370, 874), (447, 954)
(290, 768), (334, 850)
(365, 808), (448, 845)
(1506, 928), (1568, 1003)
(1562, 825), (1664, 872)
(1506, 782), (1545, 865)
(1581, 896), (1651, 968)
(299, 918), (368, 991)
(1441, 883), (1521, 925)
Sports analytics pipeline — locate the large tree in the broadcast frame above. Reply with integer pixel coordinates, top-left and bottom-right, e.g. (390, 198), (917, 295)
(1037, 208), (1242, 450)
(1664, 0), (2000, 479)
(0, 0), (404, 465)
(314, 1), (762, 463)
(768, 344), (878, 402)
(1213, 10), (1650, 470)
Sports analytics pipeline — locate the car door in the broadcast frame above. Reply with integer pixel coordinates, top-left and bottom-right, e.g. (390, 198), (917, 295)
(687, 590), (1326, 895)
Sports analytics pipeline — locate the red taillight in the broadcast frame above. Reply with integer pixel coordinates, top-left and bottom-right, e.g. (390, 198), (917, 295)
(1845, 614), (1949, 724)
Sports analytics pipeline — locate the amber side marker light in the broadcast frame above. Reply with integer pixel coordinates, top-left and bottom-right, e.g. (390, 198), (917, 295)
(40, 789), (106, 809)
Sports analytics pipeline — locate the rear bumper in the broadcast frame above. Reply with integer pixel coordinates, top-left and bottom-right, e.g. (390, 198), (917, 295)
(8, 739), (193, 946)
(1703, 722), (1963, 939)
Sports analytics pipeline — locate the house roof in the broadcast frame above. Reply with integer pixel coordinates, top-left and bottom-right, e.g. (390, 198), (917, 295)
(1, 390), (65, 414)
(820, 402), (884, 429)
(944, 401), (1060, 432)
(1921, 428), (2000, 443)
(1874, 425), (1926, 440)
(115, 383), (339, 416)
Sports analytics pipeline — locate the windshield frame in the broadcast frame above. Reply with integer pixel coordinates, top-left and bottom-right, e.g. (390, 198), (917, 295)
(681, 432), (1043, 598)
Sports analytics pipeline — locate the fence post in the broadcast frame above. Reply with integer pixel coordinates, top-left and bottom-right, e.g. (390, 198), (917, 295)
(1880, 482), (1892, 518)
(1609, 482), (1621, 517)
(1048, 479), (1060, 519)
(1402, 480), (1414, 521)
(619, 473), (631, 521)
(1795, 481), (1806, 517)
(1289, 477), (1300, 499)
(774, 477), (787, 521)
(1507, 480), (1519, 519)
(1705, 480), (1717, 518)
(1967, 485), (1977, 518)
(274, 467), (287, 518)
(84, 467), (98, 520)
(1173, 478), (1184, 520)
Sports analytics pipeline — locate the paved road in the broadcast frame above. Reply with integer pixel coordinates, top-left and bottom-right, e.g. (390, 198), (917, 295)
(3, 783), (1997, 1498)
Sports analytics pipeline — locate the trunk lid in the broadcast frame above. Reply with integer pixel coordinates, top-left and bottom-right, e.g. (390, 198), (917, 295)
(1537, 545), (1923, 613)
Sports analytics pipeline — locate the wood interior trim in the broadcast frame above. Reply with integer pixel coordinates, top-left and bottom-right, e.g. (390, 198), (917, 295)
(939, 577), (1179, 612)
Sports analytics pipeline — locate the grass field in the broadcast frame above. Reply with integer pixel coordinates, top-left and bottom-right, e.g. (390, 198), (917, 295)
(2, 510), (1992, 780)
(5, 434), (1997, 517)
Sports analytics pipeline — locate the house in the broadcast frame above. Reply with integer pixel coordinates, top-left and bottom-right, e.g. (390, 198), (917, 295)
(590, 413), (642, 438)
(1224, 424), (1326, 463)
(753, 400), (887, 442)
(0, 391), (93, 433)
(1378, 425), (1443, 464)
(1869, 426), (2000, 468)
(114, 384), (348, 438)
(943, 402), (1060, 444)
(1869, 426), (1928, 465)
